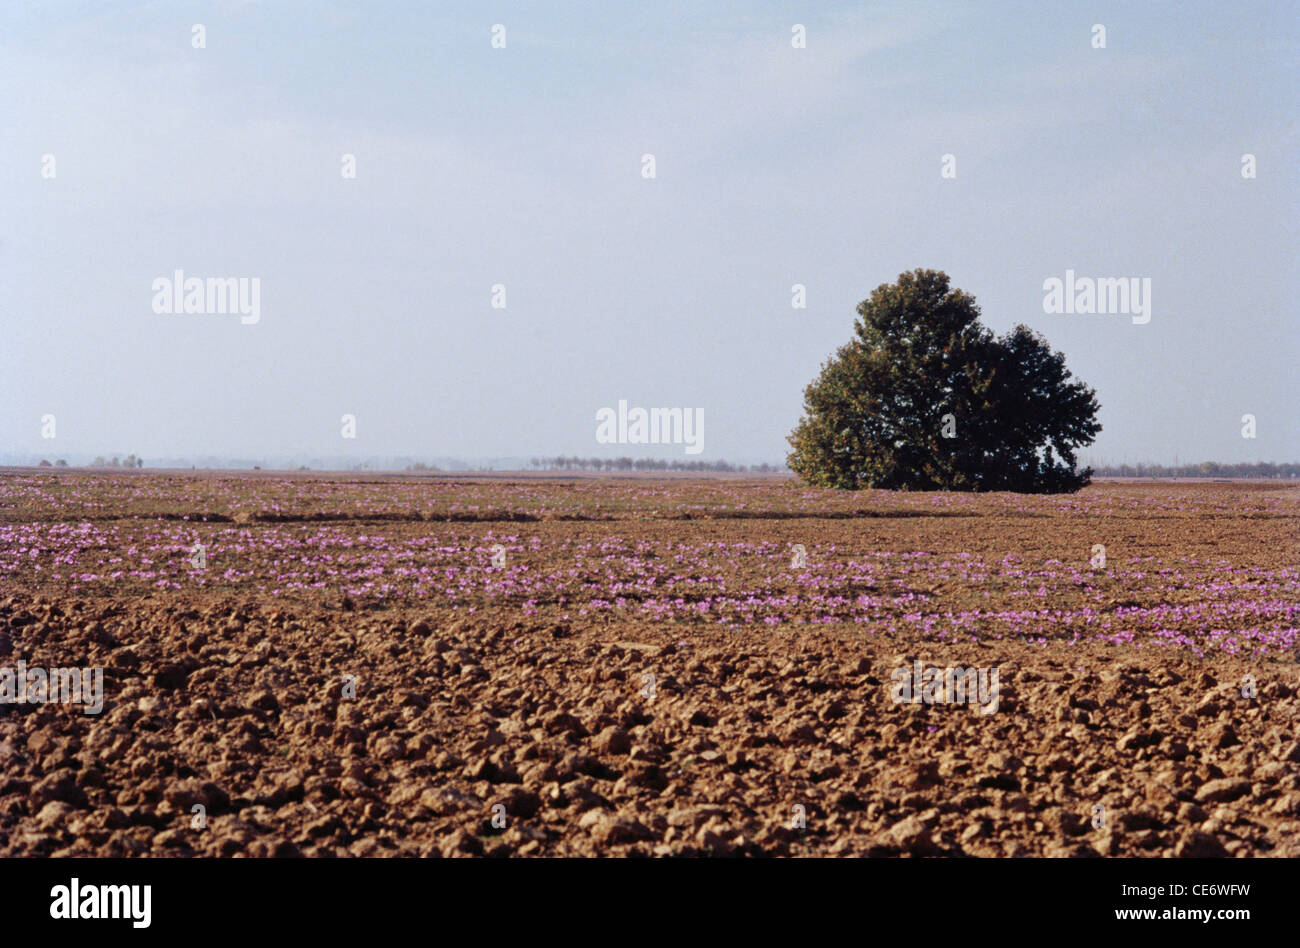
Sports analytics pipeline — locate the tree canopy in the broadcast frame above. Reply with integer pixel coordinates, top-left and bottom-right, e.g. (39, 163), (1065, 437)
(787, 269), (1101, 493)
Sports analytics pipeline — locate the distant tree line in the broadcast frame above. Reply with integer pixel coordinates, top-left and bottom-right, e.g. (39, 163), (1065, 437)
(37, 456), (142, 468)
(1094, 461), (1300, 479)
(530, 457), (784, 473)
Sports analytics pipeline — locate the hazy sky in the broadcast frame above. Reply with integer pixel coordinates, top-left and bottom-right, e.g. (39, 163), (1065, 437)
(3, 0), (1296, 466)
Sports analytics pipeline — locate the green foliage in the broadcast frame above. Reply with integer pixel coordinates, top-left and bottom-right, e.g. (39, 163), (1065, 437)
(787, 269), (1101, 493)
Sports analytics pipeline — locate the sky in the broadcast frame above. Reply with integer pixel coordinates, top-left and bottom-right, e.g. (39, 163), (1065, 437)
(2, 0), (1296, 467)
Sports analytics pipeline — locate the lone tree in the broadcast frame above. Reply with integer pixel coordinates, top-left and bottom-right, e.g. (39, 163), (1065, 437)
(787, 269), (1100, 493)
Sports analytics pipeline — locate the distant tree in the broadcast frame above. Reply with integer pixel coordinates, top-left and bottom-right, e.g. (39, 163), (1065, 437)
(787, 269), (1100, 493)
(1090, 461), (1300, 480)
(55, 459), (68, 467)
(39, 459), (51, 467)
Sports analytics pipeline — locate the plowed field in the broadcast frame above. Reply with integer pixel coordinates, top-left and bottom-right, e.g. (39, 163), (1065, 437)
(1, 472), (1297, 856)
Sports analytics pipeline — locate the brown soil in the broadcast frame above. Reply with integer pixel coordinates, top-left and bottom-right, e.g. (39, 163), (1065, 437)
(1, 475), (1297, 856)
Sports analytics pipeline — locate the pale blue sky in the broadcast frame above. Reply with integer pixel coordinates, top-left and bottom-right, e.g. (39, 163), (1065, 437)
(2, 0), (1296, 465)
